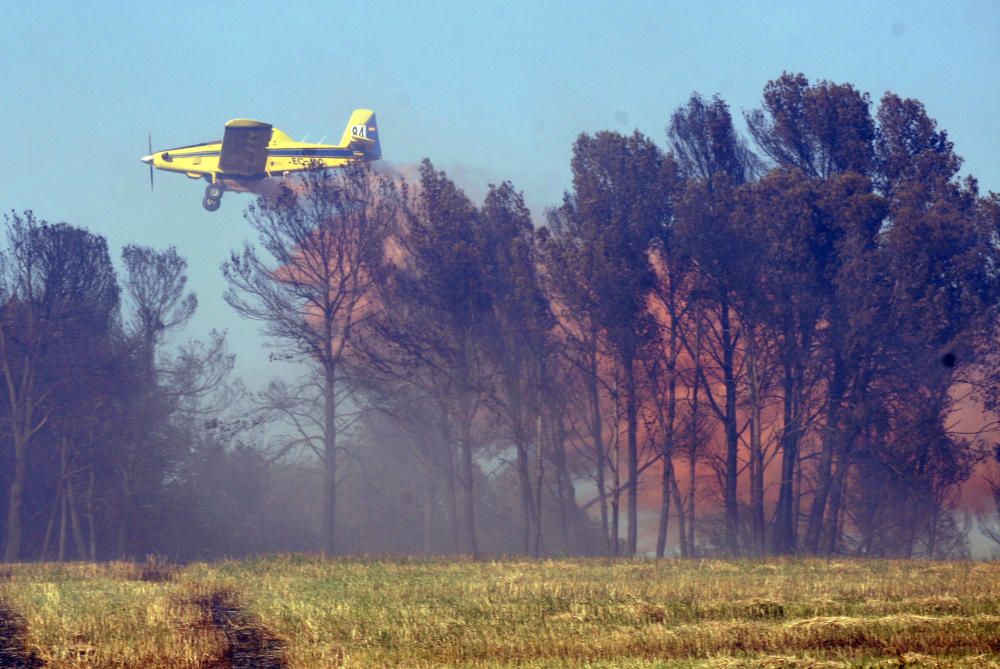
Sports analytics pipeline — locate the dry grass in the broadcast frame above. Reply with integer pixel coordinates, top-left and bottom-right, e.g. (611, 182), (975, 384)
(1, 557), (998, 667)
(0, 561), (224, 667)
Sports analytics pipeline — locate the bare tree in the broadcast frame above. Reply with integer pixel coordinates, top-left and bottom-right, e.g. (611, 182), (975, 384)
(353, 161), (495, 556)
(223, 164), (401, 553)
(122, 245), (197, 365)
(113, 245), (198, 556)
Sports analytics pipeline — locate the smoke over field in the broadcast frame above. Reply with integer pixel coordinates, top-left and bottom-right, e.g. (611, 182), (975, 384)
(1, 73), (999, 564)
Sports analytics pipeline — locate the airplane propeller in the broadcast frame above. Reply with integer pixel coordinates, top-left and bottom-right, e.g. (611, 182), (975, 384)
(146, 134), (154, 191)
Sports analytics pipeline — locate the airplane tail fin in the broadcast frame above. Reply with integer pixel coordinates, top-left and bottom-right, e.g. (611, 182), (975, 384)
(339, 109), (381, 160)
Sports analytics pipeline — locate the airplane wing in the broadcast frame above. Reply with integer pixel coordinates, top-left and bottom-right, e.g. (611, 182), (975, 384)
(219, 120), (273, 175)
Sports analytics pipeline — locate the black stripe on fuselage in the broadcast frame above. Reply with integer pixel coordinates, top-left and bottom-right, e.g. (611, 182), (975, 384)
(162, 147), (357, 159)
(166, 150), (220, 158)
(266, 148), (357, 158)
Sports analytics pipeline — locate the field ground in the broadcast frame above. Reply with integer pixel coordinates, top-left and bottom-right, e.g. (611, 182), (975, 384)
(0, 557), (999, 668)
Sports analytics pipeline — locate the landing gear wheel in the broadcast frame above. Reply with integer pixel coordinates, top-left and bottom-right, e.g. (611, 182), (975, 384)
(202, 196), (221, 212)
(206, 183), (224, 200)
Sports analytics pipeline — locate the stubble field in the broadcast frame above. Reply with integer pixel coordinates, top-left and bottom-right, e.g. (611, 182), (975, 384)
(1, 556), (998, 668)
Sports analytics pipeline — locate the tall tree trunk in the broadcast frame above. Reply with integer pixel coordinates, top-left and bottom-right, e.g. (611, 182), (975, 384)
(822, 439), (854, 555)
(58, 440), (69, 561)
(42, 478), (61, 560)
(4, 435), (28, 562)
(687, 335), (703, 558)
(62, 439), (86, 560)
(611, 437), (621, 556)
(444, 442), (460, 553)
(927, 503), (940, 559)
(1, 325), (43, 563)
(586, 341), (610, 555)
(323, 361), (338, 554)
(423, 467), (436, 555)
(656, 457), (673, 557)
(58, 483), (68, 562)
(671, 466), (687, 557)
(719, 299), (740, 556)
(508, 360), (534, 554)
(67, 475), (86, 561)
(656, 340), (678, 558)
(774, 360), (799, 554)
(793, 440), (803, 549)
(516, 435), (533, 554)
(459, 414), (478, 557)
(117, 464), (131, 559)
(86, 469), (97, 561)
(533, 412), (544, 557)
(550, 412), (576, 552)
(805, 356), (846, 553)
(456, 331), (479, 558)
(746, 329), (765, 555)
(625, 357), (639, 557)
(687, 447), (697, 557)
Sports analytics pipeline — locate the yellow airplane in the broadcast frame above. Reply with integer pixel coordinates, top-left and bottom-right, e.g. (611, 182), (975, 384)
(141, 109), (381, 211)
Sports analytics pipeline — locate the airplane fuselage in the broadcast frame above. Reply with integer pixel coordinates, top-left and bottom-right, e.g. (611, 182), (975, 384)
(145, 137), (365, 182)
(142, 110), (380, 211)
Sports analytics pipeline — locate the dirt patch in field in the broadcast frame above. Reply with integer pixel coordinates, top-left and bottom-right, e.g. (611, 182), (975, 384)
(0, 601), (44, 668)
(196, 591), (287, 669)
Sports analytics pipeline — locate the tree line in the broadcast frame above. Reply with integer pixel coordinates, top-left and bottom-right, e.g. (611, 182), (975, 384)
(3, 72), (1000, 561)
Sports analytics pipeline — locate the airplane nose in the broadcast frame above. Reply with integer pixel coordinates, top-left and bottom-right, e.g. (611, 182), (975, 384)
(141, 154), (153, 164)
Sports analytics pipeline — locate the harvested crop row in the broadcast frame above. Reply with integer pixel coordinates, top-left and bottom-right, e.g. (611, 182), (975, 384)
(0, 600), (44, 668)
(196, 590), (287, 669)
(3, 558), (1000, 667)
(0, 564), (224, 668)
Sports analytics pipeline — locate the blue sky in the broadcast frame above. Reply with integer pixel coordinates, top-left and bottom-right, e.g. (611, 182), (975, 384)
(1, 0), (998, 385)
